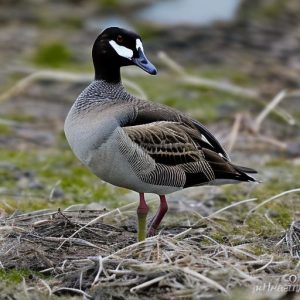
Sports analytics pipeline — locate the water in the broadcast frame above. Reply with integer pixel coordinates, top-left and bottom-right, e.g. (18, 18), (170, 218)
(138, 0), (241, 26)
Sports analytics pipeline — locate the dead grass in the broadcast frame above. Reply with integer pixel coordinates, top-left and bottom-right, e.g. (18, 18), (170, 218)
(1, 191), (300, 300)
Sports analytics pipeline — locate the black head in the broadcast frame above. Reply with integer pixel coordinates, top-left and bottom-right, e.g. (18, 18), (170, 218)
(92, 27), (157, 83)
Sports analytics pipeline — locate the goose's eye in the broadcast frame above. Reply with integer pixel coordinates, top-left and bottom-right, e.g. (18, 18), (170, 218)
(116, 35), (123, 43)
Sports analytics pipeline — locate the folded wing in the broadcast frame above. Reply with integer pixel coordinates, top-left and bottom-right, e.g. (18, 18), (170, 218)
(123, 120), (256, 188)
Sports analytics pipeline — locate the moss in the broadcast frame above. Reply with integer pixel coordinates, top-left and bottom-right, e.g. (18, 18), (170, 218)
(0, 268), (34, 283)
(260, 0), (286, 19)
(245, 214), (279, 238)
(33, 42), (73, 68)
(0, 123), (12, 135)
(1, 113), (36, 123)
(97, 0), (120, 9)
(271, 203), (292, 228)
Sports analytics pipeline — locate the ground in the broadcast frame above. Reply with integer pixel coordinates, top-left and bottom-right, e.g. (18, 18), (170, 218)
(1, 0), (300, 299)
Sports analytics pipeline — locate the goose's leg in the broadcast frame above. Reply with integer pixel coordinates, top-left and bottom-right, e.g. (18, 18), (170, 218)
(148, 195), (168, 237)
(137, 193), (149, 241)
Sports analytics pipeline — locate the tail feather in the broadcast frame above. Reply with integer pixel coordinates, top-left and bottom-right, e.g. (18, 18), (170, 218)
(233, 164), (257, 174)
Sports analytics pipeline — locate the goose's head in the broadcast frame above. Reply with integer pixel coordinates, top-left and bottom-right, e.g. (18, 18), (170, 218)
(92, 27), (157, 83)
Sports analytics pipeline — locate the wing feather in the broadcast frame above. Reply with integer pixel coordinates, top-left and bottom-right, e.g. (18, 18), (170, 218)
(117, 102), (256, 188)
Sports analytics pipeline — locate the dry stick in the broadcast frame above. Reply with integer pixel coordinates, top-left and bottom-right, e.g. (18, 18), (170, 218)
(208, 197), (258, 219)
(130, 275), (168, 293)
(158, 51), (259, 99)
(38, 278), (52, 297)
(252, 90), (287, 133)
(103, 236), (158, 261)
(226, 113), (243, 153)
(181, 267), (229, 294)
(36, 236), (103, 250)
(48, 180), (61, 201)
(226, 263), (260, 283)
(251, 255), (274, 274)
(227, 245), (258, 260)
(173, 228), (193, 239)
(22, 278), (30, 299)
(52, 287), (92, 299)
(92, 255), (104, 286)
(244, 188), (300, 224)
(0, 70), (147, 104)
(79, 272), (83, 290)
(251, 134), (287, 151)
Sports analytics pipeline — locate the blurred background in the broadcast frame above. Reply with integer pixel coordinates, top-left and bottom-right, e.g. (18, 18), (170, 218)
(0, 0), (299, 214)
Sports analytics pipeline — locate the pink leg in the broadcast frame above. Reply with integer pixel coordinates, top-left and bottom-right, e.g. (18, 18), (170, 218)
(137, 193), (149, 241)
(137, 193), (149, 215)
(148, 195), (168, 237)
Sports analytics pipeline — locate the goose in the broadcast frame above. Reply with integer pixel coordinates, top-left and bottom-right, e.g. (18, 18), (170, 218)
(64, 27), (257, 241)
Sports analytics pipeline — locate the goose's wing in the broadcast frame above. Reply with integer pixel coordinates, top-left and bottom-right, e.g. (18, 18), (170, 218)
(124, 121), (207, 166)
(123, 121), (256, 188)
(131, 104), (230, 161)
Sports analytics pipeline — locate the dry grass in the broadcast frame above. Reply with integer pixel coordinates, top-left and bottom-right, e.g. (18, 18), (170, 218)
(1, 190), (300, 300)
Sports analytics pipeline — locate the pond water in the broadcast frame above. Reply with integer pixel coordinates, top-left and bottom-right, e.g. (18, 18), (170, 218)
(137, 0), (241, 26)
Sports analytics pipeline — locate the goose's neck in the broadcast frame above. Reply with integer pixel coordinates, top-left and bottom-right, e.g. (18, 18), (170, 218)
(93, 56), (121, 83)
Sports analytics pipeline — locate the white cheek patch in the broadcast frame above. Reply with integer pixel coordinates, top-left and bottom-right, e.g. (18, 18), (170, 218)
(109, 40), (133, 59)
(136, 39), (144, 51)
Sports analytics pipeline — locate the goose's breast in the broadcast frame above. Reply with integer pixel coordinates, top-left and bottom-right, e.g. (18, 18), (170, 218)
(64, 109), (118, 165)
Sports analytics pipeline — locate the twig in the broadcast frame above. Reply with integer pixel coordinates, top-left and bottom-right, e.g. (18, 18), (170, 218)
(52, 287), (92, 299)
(181, 267), (228, 294)
(48, 181), (62, 201)
(253, 134), (287, 150)
(38, 278), (52, 297)
(130, 275), (167, 292)
(252, 90), (287, 133)
(173, 228), (192, 239)
(208, 198), (258, 219)
(244, 188), (300, 223)
(92, 256), (104, 286)
(226, 113), (243, 153)
(251, 255), (274, 274)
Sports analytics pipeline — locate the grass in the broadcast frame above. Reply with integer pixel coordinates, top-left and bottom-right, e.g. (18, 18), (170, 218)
(0, 147), (129, 213)
(0, 268), (38, 283)
(32, 42), (73, 68)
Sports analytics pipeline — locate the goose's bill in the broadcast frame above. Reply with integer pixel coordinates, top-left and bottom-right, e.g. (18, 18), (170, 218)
(132, 48), (157, 75)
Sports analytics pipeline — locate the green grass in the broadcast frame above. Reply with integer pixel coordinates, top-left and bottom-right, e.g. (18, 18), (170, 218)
(32, 41), (73, 68)
(0, 269), (36, 283)
(0, 124), (12, 135)
(0, 147), (130, 213)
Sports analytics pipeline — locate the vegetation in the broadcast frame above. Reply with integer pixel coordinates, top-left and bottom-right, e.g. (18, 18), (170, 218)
(33, 42), (73, 68)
